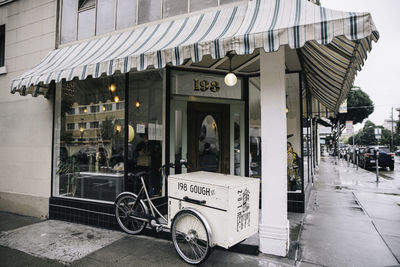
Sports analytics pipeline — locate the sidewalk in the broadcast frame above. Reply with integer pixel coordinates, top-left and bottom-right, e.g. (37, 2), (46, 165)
(297, 156), (400, 267)
(0, 213), (294, 267)
(1, 157), (399, 266)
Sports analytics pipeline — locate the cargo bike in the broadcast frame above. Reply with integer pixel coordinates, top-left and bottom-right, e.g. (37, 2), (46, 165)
(115, 160), (259, 264)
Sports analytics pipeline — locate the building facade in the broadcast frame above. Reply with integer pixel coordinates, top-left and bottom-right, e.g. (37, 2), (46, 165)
(1, 0), (378, 257)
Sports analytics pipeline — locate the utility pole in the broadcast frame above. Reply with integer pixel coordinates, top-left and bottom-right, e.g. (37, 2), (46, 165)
(391, 107), (394, 152)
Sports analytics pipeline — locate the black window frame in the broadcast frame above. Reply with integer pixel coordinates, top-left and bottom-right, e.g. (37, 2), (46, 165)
(0, 25), (5, 67)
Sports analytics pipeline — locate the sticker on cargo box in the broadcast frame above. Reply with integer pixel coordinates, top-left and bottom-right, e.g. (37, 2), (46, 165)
(236, 188), (250, 232)
(177, 182), (215, 196)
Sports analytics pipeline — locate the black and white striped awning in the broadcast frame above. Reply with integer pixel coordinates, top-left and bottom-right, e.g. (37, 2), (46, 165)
(10, 0), (378, 111)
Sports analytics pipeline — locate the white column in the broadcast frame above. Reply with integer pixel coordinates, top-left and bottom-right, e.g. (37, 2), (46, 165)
(259, 48), (289, 256)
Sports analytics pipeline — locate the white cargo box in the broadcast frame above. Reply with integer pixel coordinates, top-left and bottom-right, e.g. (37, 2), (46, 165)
(168, 171), (259, 249)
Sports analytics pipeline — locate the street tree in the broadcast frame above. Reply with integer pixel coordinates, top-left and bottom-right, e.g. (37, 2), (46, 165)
(348, 120), (376, 146)
(337, 88), (374, 132)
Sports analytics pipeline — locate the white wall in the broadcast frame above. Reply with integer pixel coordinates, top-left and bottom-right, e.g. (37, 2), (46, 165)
(0, 0), (56, 218)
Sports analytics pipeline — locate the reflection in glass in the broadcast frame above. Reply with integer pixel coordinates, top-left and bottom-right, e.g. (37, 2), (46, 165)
(174, 110), (183, 174)
(286, 73), (302, 192)
(234, 114), (241, 175)
(249, 77), (261, 178)
(127, 71), (163, 197)
(54, 75), (125, 202)
(199, 115), (219, 172)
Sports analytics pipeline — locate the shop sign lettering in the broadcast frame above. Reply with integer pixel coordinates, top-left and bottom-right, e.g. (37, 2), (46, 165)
(193, 79), (220, 93)
(236, 188), (251, 232)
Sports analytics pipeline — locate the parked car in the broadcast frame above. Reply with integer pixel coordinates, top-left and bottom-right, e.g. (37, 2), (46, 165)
(361, 146), (394, 171)
(395, 149), (400, 156)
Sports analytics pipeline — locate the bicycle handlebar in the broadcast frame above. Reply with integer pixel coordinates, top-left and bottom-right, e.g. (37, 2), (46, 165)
(160, 159), (192, 175)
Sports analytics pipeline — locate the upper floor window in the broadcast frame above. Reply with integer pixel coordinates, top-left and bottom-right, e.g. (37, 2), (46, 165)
(79, 106), (87, 114)
(60, 0), (247, 44)
(103, 104), (112, 111)
(90, 121), (99, 128)
(116, 102), (125, 110)
(90, 105), (99, 113)
(0, 25), (5, 67)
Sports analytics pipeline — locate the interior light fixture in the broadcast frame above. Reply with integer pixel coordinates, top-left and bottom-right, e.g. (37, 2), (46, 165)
(135, 97), (141, 109)
(114, 95), (120, 103)
(108, 81), (117, 93)
(224, 52), (237, 87)
(102, 105), (106, 112)
(115, 124), (122, 134)
(286, 95), (289, 115)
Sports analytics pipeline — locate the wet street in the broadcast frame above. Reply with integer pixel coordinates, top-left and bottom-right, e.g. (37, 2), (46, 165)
(372, 156), (400, 189)
(299, 156), (400, 267)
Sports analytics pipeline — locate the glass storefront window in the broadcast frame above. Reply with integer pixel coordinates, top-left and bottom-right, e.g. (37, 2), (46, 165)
(249, 77), (261, 178)
(127, 71), (164, 196)
(286, 73), (302, 192)
(53, 74), (125, 201)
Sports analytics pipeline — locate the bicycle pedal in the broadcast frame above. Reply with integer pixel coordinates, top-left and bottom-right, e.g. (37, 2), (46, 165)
(156, 226), (163, 232)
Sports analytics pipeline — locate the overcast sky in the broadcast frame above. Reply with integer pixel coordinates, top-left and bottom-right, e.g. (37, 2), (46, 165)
(321, 0), (400, 131)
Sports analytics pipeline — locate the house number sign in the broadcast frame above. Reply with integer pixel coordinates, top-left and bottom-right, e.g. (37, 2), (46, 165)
(171, 70), (241, 100)
(193, 79), (220, 93)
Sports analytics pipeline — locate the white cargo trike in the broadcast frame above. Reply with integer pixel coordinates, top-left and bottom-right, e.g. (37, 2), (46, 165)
(115, 161), (259, 265)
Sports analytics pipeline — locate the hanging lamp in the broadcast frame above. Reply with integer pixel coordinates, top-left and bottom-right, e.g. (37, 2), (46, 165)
(224, 52), (237, 87)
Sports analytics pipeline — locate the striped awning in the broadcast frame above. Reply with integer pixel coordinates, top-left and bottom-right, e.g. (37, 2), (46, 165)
(10, 0), (378, 111)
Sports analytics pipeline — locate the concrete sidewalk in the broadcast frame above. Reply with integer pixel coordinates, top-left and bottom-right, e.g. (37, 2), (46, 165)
(0, 212), (295, 267)
(298, 156), (400, 267)
(1, 157), (400, 266)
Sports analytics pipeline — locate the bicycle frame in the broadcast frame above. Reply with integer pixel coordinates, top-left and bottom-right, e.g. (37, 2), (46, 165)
(134, 176), (168, 229)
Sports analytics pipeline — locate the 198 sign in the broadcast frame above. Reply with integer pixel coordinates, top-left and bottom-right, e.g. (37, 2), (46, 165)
(193, 79), (220, 92)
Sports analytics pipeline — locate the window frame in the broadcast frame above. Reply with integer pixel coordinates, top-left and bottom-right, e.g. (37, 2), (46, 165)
(0, 24), (5, 68)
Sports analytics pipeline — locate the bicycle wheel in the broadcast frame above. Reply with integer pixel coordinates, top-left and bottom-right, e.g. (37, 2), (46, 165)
(115, 193), (148, 235)
(171, 210), (211, 265)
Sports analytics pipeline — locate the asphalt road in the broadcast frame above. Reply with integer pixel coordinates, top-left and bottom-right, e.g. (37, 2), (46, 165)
(362, 155), (400, 189)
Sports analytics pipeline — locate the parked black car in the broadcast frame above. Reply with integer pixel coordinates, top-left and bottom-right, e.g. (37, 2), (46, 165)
(361, 146), (394, 171)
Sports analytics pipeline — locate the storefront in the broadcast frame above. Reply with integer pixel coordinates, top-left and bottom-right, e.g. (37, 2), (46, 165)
(9, 0), (378, 256)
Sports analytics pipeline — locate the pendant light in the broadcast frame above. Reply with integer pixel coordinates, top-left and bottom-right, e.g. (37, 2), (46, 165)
(224, 52), (237, 87)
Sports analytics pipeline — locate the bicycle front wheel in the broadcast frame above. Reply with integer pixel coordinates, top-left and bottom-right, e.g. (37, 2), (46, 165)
(115, 193), (148, 235)
(171, 210), (211, 265)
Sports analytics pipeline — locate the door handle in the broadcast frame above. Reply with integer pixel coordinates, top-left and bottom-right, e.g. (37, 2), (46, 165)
(183, 196), (206, 205)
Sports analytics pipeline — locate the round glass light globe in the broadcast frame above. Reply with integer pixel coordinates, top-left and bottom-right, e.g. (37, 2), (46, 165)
(114, 95), (120, 103)
(224, 72), (237, 86)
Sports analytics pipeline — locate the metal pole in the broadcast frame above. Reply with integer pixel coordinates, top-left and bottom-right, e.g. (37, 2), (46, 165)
(352, 135), (355, 167)
(356, 150), (358, 170)
(336, 120), (340, 165)
(391, 107), (394, 152)
(376, 150), (379, 183)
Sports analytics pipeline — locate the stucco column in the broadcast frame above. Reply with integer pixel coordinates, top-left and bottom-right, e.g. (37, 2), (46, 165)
(259, 48), (289, 256)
